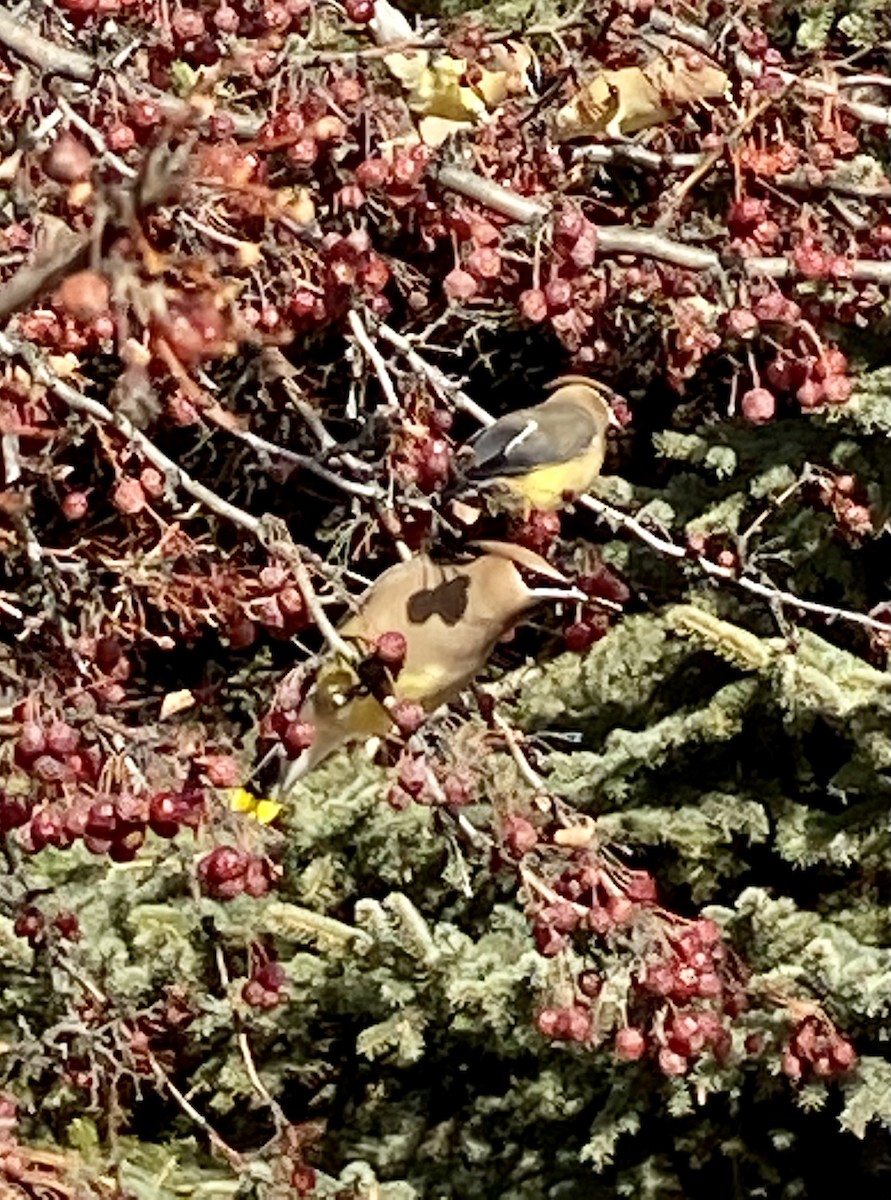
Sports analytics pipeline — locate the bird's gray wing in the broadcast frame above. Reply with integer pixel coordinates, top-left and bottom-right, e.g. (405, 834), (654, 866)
(465, 401), (598, 479)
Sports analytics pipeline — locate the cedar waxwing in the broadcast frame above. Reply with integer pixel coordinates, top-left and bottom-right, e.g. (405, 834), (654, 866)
(277, 542), (584, 790)
(459, 376), (618, 514)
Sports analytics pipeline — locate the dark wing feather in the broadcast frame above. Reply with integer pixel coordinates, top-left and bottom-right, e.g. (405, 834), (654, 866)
(465, 401), (598, 479)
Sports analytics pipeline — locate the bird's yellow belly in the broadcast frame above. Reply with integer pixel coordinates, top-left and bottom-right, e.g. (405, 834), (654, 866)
(500, 445), (604, 512)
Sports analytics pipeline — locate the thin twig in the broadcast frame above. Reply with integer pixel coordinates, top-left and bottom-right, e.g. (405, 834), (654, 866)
(212, 945), (289, 1129)
(492, 711), (546, 792)
(147, 1051), (244, 1169)
(346, 310), (402, 410)
(227, 423), (381, 499)
(257, 516), (359, 662)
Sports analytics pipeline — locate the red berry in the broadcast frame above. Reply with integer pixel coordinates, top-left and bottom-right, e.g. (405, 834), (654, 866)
(198, 846), (249, 898)
(355, 157), (391, 189)
(397, 756), (428, 797)
(386, 701), (423, 737)
(45, 134), (92, 183)
(255, 961), (286, 991)
(564, 621), (601, 653)
(53, 912), (81, 941)
(62, 491), (89, 521)
(171, 9), (206, 41)
(290, 1166), (317, 1195)
(625, 871), (657, 902)
(545, 278), (573, 312)
(658, 1047), (689, 1076)
(444, 268), (478, 302)
(740, 387), (776, 424)
(282, 721), (316, 758)
(16, 722), (46, 765)
(796, 379), (824, 409)
(373, 632), (408, 672)
(821, 375), (852, 405)
(13, 906), (45, 946)
(0, 795), (31, 832)
(129, 100), (161, 128)
(615, 1027), (646, 1061)
(149, 793), (183, 838)
(56, 271), (109, 321)
(140, 467), (166, 499)
(466, 247), (501, 280)
(113, 478), (147, 515)
(829, 1038), (856, 1071)
(46, 722), (79, 759)
(345, 0), (373, 20)
(534, 923), (569, 957)
(536, 1008), (561, 1037)
(242, 979), (267, 1007)
(213, 4), (240, 32)
(243, 857), (274, 898)
(29, 809), (67, 851)
(502, 815), (538, 858)
(202, 754), (240, 788)
(518, 289), (548, 323)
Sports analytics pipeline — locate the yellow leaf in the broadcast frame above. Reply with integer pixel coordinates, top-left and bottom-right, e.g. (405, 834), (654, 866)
(254, 799), (284, 824)
(554, 54), (730, 141)
(385, 43), (531, 130)
(46, 353), (81, 379)
(227, 788), (283, 824)
(159, 689), (196, 720)
(418, 115), (474, 147)
(236, 241), (262, 269)
(384, 49), (430, 91)
(228, 787), (257, 814)
(281, 187), (316, 226)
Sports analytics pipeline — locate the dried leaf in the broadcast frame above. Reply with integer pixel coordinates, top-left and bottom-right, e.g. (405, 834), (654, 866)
(555, 55), (730, 141)
(159, 689), (196, 720)
(385, 42), (531, 138)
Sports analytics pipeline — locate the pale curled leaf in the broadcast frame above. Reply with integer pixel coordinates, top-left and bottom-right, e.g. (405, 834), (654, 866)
(385, 43), (533, 144)
(554, 55), (730, 140)
(159, 688), (196, 719)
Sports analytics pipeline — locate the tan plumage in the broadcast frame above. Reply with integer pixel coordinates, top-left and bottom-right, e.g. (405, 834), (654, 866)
(461, 376), (617, 513)
(277, 542), (583, 791)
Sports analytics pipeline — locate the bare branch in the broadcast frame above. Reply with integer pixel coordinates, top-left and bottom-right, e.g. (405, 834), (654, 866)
(0, 331), (263, 536)
(436, 164), (891, 283)
(0, 9), (94, 81)
(347, 309), (402, 410)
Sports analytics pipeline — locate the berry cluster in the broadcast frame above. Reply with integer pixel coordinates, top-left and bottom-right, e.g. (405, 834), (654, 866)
(13, 717), (100, 788)
(810, 473), (874, 540)
(242, 955), (287, 1009)
(197, 844), (279, 899)
(386, 752), (476, 811)
(12, 905), (80, 950)
(505, 817), (856, 1083)
(14, 788), (206, 860)
(782, 1014), (857, 1081)
(517, 207), (607, 358)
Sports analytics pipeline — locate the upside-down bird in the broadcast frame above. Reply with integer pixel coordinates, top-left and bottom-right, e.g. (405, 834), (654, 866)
(277, 541), (584, 791)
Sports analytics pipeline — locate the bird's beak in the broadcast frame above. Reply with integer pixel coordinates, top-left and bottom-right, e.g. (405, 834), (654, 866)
(276, 751), (311, 798)
(607, 406), (623, 429)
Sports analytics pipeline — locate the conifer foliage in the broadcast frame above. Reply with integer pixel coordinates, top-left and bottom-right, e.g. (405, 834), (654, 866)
(0, 0), (889, 1196)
